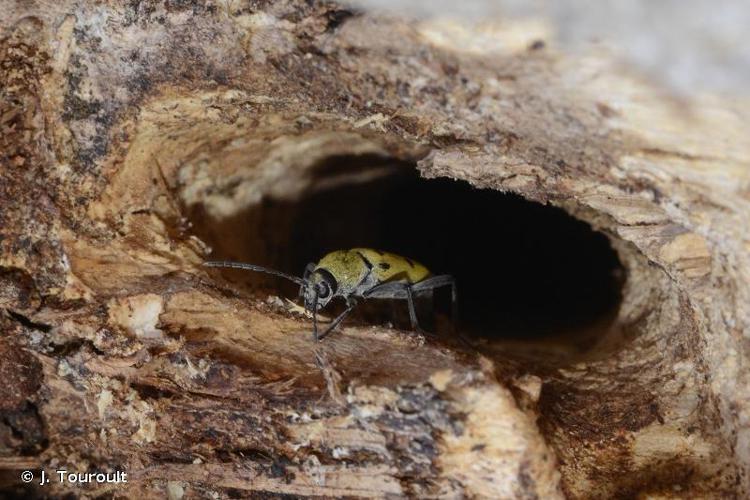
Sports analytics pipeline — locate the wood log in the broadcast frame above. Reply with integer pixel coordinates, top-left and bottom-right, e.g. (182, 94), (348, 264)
(1, 1), (749, 498)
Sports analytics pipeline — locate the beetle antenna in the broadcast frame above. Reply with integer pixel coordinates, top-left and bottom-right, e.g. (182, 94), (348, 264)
(203, 261), (306, 286)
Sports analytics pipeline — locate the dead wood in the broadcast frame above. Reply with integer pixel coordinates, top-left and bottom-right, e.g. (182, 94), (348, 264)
(1, 1), (749, 498)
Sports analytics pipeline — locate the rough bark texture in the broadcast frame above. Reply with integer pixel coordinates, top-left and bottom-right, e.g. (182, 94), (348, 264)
(1, 1), (749, 498)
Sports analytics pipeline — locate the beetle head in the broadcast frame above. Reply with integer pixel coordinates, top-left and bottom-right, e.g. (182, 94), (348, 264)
(302, 269), (337, 311)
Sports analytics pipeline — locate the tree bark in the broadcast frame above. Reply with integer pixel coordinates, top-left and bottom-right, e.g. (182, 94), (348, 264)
(1, 1), (749, 498)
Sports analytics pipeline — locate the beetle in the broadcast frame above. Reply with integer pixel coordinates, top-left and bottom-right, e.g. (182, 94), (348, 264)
(204, 248), (457, 341)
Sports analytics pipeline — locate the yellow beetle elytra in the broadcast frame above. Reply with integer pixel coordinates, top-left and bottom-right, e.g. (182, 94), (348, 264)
(204, 248), (457, 341)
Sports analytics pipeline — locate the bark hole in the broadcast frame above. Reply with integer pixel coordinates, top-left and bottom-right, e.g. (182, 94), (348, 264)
(183, 150), (625, 358)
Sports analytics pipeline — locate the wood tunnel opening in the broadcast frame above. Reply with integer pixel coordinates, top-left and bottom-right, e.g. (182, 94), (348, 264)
(186, 153), (625, 359)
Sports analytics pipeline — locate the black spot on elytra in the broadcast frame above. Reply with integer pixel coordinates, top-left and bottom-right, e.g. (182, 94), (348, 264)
(379, 262), (391, 270)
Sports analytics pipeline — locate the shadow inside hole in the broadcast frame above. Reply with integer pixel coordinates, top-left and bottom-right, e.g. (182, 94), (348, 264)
(191, 158), (624, 344)
(287, 168), (623, 341)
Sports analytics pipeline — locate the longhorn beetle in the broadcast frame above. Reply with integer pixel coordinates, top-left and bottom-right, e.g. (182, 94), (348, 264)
(204, 248), (458, 341)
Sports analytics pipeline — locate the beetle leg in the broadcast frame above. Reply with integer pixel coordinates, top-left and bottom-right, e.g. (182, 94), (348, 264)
(363, 281), (407, 299)
(404, 284), (425, 334)
(312, 292), (319, 341)
(366, 276), (465, 343)
(317, 299), (358, 341)
(410, 275), (459, 332)
(365, 282), (426, 334)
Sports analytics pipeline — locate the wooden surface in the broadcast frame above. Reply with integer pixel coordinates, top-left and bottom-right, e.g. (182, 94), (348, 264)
(1, 1), (749, 498)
